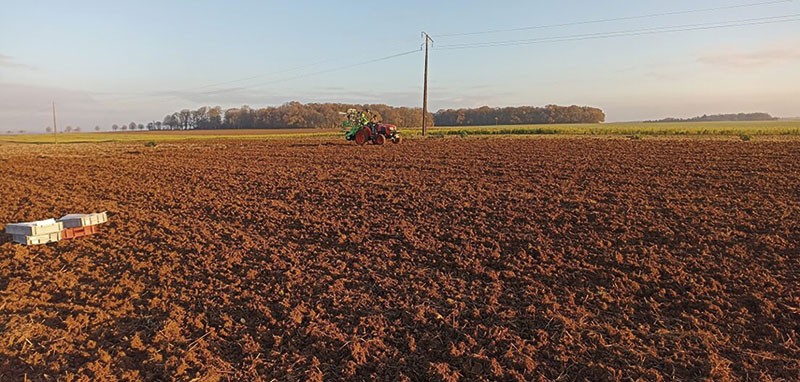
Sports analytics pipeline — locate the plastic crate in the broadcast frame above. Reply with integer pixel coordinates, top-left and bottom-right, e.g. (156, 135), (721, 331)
(58, 212), (108, 228)
(62, 224), (100, 240)
(12, 231), (62, 245)
(5, 219), (64, 236)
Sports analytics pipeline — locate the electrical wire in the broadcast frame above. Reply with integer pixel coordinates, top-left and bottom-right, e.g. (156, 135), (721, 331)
(178, 58), (344, 92)
(435, 0), (794, 37)
(201, 49), (421, 95)
(96, 58), (339, 103)
(95, 48), (421, 105)
(435, 14), (800, 50)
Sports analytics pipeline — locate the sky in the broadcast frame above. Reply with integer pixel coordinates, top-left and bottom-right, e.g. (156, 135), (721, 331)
(1, 0), (799, 131)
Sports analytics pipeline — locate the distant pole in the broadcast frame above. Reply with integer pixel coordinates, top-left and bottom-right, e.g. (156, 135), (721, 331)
(421, 32), (433, 136)
(52, 101), (58, 144)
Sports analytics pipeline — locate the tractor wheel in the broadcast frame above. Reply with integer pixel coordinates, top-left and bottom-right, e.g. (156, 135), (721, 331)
(355, 128), (369, 146)
(391, 136), (402, 144)
(375, 134), (386, 145)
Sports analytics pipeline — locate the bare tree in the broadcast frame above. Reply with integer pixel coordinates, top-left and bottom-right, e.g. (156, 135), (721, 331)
(163, 114), (179, 130)
(112, 124), (119, 131)
(64, 126), (73, 133)
(95, 125), (101, 131)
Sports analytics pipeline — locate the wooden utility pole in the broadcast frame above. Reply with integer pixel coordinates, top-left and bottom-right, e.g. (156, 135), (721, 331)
(52, 101), (58, 144)
(421, 32), (433, 136)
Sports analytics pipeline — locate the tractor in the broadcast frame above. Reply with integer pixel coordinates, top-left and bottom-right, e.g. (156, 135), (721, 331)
(342, 109), (401, 145)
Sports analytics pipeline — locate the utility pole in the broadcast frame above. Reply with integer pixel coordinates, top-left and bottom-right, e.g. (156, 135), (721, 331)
(52, 101), (58, 144)
(421, 32), (433, 136)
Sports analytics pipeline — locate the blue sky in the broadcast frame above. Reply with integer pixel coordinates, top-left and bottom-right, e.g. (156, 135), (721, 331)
(1, 0), (799, 131)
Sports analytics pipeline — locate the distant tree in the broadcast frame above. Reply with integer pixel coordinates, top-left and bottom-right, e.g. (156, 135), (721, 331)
(224, 108), (241, 129)
(64, 125), (73, 133)
(192, 107), (206, 129)
(18, 130), (24, 134)
(163, 114), (179, 130)
(46, 126), (52, 133)
(6, 130), (11, 134)
(208, 106), (222, 129)
(178, 110), (191, 130)
(137, 123), (145, 130)
(95, 125), (101, 131)
(74, 126), (81, 132)
(121, 124), (128, 131)
(112, 124), (119, 131)
(240, 105), (255, 128)
(129, 122), (137, 131)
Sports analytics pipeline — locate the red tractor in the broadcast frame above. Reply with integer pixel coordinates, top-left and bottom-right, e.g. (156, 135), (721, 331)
(354, 122), (401, 145)
(343, 109), (401, 145)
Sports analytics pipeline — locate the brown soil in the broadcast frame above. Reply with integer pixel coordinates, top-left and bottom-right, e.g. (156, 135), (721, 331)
(125, 128), (340, 136)
(1, 138), (798, 381)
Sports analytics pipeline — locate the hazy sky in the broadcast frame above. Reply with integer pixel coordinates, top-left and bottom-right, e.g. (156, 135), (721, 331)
(1, 0), (799, 131)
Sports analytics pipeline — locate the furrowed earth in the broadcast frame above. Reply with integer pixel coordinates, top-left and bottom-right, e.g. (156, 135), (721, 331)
(0, 137), (798, 381)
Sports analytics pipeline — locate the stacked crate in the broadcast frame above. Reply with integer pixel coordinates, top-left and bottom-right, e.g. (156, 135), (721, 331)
(3, 212), (109, 245)
(5, 218), (64, 245)
(58, 212), (108, 239)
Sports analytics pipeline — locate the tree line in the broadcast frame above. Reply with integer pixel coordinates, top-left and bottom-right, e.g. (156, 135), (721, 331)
(646, 113), (778, 123)
(43, 125), (103, 133)
(434, 105), (605, 126)
(146, 102), (605, 131)
(149, 102), (434, 130)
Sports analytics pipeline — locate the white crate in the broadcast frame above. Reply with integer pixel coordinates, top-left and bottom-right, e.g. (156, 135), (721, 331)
(5, 219), (64, 236)
(12, 231), (62, 245)
(57, 212), (108, 228)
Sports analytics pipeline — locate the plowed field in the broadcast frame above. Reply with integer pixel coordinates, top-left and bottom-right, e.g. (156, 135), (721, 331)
(1, 137), (798, 381)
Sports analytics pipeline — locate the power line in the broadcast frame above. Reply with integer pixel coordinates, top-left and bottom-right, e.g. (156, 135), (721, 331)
(195, 27), (442, 91)
(96, 58), (340, 103)
(200, 49), (421, 95)
(435, 0), (794, 37)
(96, 48), (421, 105)
(435, 14), (800, 50)
(179, 58), (342, 92)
